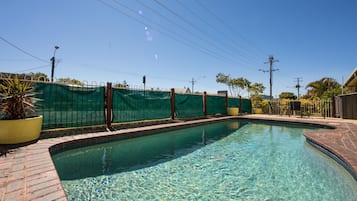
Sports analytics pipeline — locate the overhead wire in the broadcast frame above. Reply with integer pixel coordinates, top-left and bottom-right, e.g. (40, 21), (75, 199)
(175, 0), (263, 66)
(96, 0), (272, 86)
(97, 0), (236, 65)
(0, 36), (49, 64)
(136, 0), (250, 66)
(112, 0), (242, 64)
(151, 0), (247, 64)
(15, 64), (51, 73)
(194, 0), (267, 63)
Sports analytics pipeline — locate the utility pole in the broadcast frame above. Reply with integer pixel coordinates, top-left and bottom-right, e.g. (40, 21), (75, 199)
(259, 55), (279, 100)
(190, 78), (196, 93)
(50, 45), (60, 82)
(189, 76), (205, 93)
(142, 75), (146, 90)
(294, 77), (303, 98)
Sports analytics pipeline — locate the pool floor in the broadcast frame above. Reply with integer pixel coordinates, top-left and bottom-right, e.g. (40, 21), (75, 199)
(53, 121), (357, 200)
(1, 115), (357, 201)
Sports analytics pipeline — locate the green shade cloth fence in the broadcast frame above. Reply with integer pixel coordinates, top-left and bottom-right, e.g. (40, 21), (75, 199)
(175, 93), (204, 118)
(112, 88), (171, 123)
(241, 99), (252, 113)
(206, 95), (227, 115)
(34, 83), (105, 130)
(228, 97), (252, 113)
(7, 82), (252, 130)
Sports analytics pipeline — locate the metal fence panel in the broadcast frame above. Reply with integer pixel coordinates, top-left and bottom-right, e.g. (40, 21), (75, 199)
(34, 83), (106, 130)
(175, 93), (204, 118)
(112, 88), (171, 123)
(261, 99), (334, 117)
(228, 97), (252, 113)
(206, 95), (226, 115)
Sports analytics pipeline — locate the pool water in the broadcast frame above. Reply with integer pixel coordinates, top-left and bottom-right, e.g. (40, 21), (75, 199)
(52, 120), (357, 200)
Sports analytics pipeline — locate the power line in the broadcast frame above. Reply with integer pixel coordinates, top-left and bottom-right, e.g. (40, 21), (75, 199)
(173, 0), (259, 66)
(99, 0), (267, 68)
(97, 0), (236, 65)
(114, 0), (240, 64)
(195, 0), (267, 62)
(0, 36), (49, 64)
(151, 0), (246, 64)
(15, 64), (51, 73)
(136, 0), (237, 61)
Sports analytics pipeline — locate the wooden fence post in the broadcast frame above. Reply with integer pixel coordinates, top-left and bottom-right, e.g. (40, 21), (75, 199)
(171, 88), (175, 120)
(203, 92), (207, 117)
(225, 93), (228, 114)
(106, 82), (113, 129)
(239, 96), (242, 114)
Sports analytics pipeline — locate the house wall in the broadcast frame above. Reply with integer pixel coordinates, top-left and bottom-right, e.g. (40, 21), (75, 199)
(338, 93), (357, 120)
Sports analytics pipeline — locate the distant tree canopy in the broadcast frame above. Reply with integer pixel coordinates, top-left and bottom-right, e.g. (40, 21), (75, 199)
(248, 83), (266, 108)
(114, 80), (129, 88)
(0, 72), (49, 81)
(248, 83), (265, 96)
(305, 77), (341, 99)
(279, 92), (297, 100)
(29, 72), (49, 81)
(216, 73), (251, 96)
(56, 78), (84, 86)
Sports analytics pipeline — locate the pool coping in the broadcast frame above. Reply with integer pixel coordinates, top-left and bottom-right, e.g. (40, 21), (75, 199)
(1, 115), (356, 201)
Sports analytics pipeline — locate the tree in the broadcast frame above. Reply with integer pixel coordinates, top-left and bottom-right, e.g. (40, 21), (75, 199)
(247, 83), (265, 97)
(56, 78), (84, 86)
(279, 92), (297, 100)
(216, 73), (250, 96)
(230, 77), (251, 96)
(114, 80), (129, 88)
(28, 72), (49, 81)
(305, 77), (341, 99)
(0, 72), (49, 81)
(248, 83), (265, 108)
(216, 73), (231, 94)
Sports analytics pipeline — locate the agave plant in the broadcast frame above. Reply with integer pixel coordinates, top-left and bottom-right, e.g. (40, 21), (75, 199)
(0, 77), (36, 120)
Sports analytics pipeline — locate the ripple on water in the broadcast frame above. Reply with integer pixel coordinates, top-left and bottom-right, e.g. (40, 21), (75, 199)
(60, 123), (357, 201)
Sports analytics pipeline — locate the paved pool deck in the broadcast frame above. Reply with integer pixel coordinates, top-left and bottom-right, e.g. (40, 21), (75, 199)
(0, 115), (356, 201)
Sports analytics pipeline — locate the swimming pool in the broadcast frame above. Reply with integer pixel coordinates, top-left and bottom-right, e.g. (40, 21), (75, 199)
(52, 120), (357, 200)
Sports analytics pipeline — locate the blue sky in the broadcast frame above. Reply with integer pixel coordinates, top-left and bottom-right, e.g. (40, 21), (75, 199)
(1, 0), (356, 97)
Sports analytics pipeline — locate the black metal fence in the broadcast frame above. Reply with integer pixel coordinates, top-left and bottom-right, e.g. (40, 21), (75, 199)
(258, 99), (334, 118)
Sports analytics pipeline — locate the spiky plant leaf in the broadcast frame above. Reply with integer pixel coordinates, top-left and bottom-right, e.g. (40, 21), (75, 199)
(0, 76), (36, 120)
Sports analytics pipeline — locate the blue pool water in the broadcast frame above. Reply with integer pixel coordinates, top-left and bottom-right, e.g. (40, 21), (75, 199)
(52, 120), (357, 200)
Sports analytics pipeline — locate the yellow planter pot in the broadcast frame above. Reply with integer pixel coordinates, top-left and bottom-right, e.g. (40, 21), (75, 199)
(253, 108), (263, 114)
(0, 116), (43, 144)
(227, 107), (239, 116)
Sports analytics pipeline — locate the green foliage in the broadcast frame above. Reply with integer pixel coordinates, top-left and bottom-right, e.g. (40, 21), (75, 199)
(248, 83), (265, 95)
(0, 72), (49, 81)
(57, 78), (84, 86)
(0, 77), (36, 120)
(248, 83), (266, 108)
(28, 72), (49, 81)
(305, 77), (341, 99)
(279, 92), (297, 100)
(216, 73), (251, 96)
(114, 80), (129, 88)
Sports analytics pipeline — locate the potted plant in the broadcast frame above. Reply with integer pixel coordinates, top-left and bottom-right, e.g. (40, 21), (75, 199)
(0, 77), (42, 144)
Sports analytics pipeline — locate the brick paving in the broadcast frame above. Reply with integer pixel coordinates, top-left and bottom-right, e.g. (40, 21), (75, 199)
(0, 115), (356, 201)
